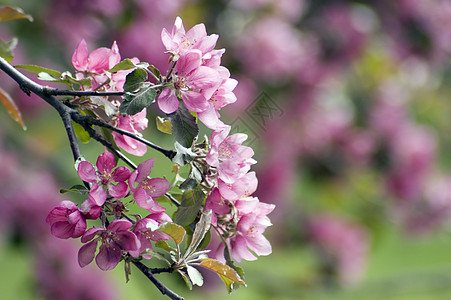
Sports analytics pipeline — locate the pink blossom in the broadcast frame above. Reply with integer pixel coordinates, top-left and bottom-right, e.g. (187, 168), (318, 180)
(78, 219), (140, 271)
(206, 126), (256, 183)
(157, 50), (221, 114)
(46, 200), (87, 239)
(129, 212), (173, 259)
(161, 16), (219, 57)
(128, 159), (171, 213)
(112, 108), (149, 156)
(72, 39), (120, 75)
(77, 150), (131, 203)
(228, 197), (275, 262)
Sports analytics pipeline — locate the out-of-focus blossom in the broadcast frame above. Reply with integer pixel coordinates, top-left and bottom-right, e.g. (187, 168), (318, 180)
(308, 215), (369, 286)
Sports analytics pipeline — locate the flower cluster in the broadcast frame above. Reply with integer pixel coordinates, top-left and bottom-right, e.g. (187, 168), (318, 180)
(71, 40), (149, 156)
(47, 150), (171, 270)
(44, 17), (274, 291)
(158, 17), (237, 130)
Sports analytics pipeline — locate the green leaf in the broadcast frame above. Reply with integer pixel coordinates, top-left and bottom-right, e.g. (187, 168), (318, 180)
(156, 116), (172, 134)
(120, 86), (156, 115)
(157, 222), (186, 245)
(167, 102), (199, 148)
(0, 6), (33, 22)
(140, 249), (171, 265)
(155, 240), (176, 253)
(187, 265), (204, 286)
(72, 121), (91, 143)
(174, 186), (206, 227)
(178, 270), (193, 290)
(179, 164), (203, 191)
(0, 87), (26, 130)
(148, 65), (161, 78)
(185, 210), (212, 257)
(37, 72), (72, 87)
(15, 64), (61, 78)
(0, 38), (16, 63)
(172, 142), (196, 166)
(123, 68), (148, 92)
(199, 259), (246, 293)
(59, 184), (88, 194)
(108, 58), (136, 73)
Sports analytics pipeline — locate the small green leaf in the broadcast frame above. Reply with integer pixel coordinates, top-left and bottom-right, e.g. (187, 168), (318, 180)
(120, 86), (156, 115)
(174, 186), (206, 227)
(0, 38), (16, 63)
(199, 259), (246, 293)
(167, 102), (199, 148)
(155, 240), (176, 252)
(72, 121), (91, 143)
(37, 72), (72, 87)
(185, 210), (212, 257)
(0, 6), (33, 22)
(178, 270), (193, 290)
(123, 68), (148, 92)
(179, 164), (203, 191)
(15, 64), (61, 78)
(59, 184), (88, 194)
(156, 116), (172, 134)
(0, 87), (26, 130)
(187, 265), (204, 286)
(108, 58), (136, 73)
(157, 222), (186, 245)
(140, 249), (171, 265)
(148, 65), (161, 78)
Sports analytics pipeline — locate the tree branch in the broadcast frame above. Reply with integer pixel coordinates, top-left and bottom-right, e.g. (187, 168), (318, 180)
(133, 261), (184, 300)
(43, 87), (124, 97)
(71, 112), (176, 160)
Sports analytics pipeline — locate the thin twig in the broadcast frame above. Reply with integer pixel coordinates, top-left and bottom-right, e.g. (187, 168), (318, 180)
(132, 261), (184, 300)
(43, 87), (125, 97)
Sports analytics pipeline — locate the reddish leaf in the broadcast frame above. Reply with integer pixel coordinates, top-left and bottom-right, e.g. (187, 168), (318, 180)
(0, 87), (26, 130)
(199, 258), (246, 293)
(0, 6), (33, 22)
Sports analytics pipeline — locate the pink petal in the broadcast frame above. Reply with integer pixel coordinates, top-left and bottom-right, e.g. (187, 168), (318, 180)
(198, 107), (226, 130)
(134, 188), (154, 210)
(81, 227), (104, 243)
(80, 199), (101, 219)
(136, 158), (156, 183)
(115, 231), (140, 251)
(187, 66), (221, 91)
(50, 222), (75, 239)
(96, 243), (121, 271)
(158, 89), (180, 114)
(185, 23), (207, 44)
(246, 234), (272, 256)
(89, 183), (107, 206)
(176, 50), (202, 76)
(193, 34), (218, 54)
(77, 161), (97, 182)
(88, 47), (110, 73)
(78, 240), (98, 267)
(130, 109), (148, 131)
(96, 151), (116, 174)
(108, 219), (133, 233)
(172, 16), (186, 39)
(108, 41), (121, 69)
(72, 39), (88, 71)
(109, 182), (129, 199)
(143, 178), (171, 198)
(112, 166), (131, 182)
(231, 235), (256, 262)
(182, 91), (208, 112)
(112, 132), (147, 156)
(161, 28), (178, 52)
